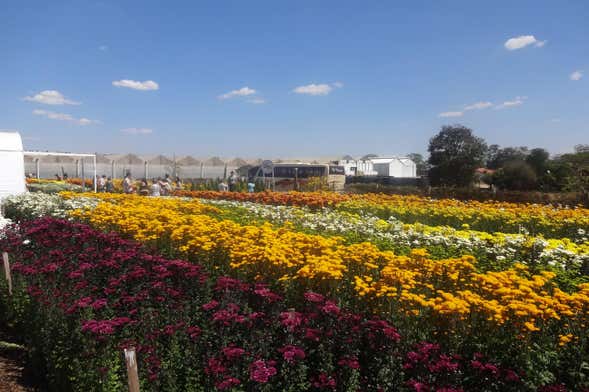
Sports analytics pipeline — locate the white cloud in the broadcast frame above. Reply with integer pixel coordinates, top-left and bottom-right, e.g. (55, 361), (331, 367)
(247, 98), (266, 104)
(99, 45), (109, 51)
(535, 40), (547, 48)
(464, 101), (493, 111)
(32, 109), (97, 125)
(218, 87), (257, 100)
(504, 35), (544, 50)
(495, 96), (527, 109)
(23, 90), (80, 105)
(121, 128), (153, 135)
(332, 81), (344, 88)
(112, 79), (159, 91)
(570, 70), (583, 81)
(293, 83), (333, 96)
(438, 111), (464, 118)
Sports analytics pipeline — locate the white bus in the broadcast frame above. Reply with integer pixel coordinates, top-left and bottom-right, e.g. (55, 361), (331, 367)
(248, 163), (346, 191)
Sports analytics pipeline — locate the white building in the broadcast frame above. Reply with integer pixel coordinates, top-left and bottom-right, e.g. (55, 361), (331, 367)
(337, 156), (417, 178)
(0, 131), (26, 201)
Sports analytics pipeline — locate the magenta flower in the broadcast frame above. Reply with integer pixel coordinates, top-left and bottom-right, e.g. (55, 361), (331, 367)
(304, 291), (325, 303)
(202, 300), (219, 311)
(249, 360), (277, 383)
(222, 345), (246, 360)
(216, 377), (240, 390)
(279, 311), (303, 331)
(321, 301), (340, 315)
(278, 345), (305, 363)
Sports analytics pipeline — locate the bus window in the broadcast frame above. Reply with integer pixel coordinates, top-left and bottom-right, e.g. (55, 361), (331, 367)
(329, 166), (345, 175)
(297, 166), (326, 178)
(274, 166), (295, 178)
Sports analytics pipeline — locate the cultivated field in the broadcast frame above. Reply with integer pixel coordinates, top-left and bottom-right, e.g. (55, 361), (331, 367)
(1, 191), (588, 391)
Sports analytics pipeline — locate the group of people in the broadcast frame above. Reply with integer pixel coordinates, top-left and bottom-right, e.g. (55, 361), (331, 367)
(218, 171), (256, 193)
(96, 175), (116, 192)
(95, 173), (183, 196)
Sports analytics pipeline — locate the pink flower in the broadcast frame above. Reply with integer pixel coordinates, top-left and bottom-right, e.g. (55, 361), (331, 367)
(304, 328), (321, 342)
(304, 291), (325, 303)
(222, 346), (246, 360)
(187, 326), (201, 339)
(278, 345), (305, 363)
(216, 377), (240, 390)
(91, 298), (108, 310)
(312, 372), (336, 389)
(249, 360), (277, 383)
(406, 379), (430, 392)
(254, 285), (282, 302)
(321, 301), (340, 315)
(279, 311), (303, 331)
(337, 355), (360, 369)
(205, 357), (226, 375)
(202, 300), (219, 311)
(76, 297), (94, 308)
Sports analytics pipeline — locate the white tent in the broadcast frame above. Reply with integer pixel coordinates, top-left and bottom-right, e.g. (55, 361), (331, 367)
(0, 131), (26, 200)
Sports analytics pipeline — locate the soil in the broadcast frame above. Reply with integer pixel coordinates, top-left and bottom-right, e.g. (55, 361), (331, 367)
(0, 328), (41, 392)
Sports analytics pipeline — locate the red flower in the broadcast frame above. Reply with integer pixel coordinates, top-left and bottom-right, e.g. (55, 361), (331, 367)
(249, 360), (277, 383)
(321, 301), (340, 315)
(279, 311), (303, 331)
(216, 377), (240, 390)
(202, 300), (219, 311)
(278, 345), (305, 363)
(312, 372), (336, 389)
(205, 357), (226, 375)
(222, 345), (246, 360)
(304, 291), (325, 303)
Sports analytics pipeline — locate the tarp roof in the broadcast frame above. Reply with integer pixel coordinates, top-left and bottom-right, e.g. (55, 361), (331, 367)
(148, 154), (173, 165)
(177, 156), (201, 166)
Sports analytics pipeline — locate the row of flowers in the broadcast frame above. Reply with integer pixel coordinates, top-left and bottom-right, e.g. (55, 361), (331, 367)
(31, 193), (585, 345)
(0, 218), (541, 391)
(174, 190), (589, 241)
(9, 192), (585, 283)
(199, 198), (589, 283)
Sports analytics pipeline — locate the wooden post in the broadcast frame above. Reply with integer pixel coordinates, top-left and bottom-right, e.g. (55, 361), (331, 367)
(81, 160), (86, 192)
(124, 347), (140, 392)
(2, 252), (12, 296)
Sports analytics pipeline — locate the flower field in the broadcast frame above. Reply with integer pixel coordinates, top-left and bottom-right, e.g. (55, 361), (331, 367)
(1, 191), (589, 391)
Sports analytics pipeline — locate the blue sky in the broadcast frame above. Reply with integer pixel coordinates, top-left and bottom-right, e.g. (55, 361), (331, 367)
(1, 0), (587, 158)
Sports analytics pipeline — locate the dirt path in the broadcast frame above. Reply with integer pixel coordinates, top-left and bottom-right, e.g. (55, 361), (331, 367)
(0, 329), (39, 392)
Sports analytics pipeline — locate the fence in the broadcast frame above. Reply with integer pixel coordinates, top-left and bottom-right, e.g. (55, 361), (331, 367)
(24, 159), (237, 180)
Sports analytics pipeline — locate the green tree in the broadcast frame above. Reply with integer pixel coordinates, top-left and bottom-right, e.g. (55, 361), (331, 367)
(493, 160), (538, 190)
(557, 150), (589, 196)
(487, 146), (529, 169)
(427, 125), (487, 187)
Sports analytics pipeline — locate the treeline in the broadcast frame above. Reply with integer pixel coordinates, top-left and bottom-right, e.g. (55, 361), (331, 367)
(408, 125), (588, 196)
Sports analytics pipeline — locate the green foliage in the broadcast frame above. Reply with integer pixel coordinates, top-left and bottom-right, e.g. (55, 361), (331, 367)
(493, 160), (538, 191)
(427, 125), (488, 187)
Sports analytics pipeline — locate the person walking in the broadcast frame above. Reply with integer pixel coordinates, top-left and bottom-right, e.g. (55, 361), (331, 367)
(139, 178), (150, 196)
(123, 172), (134, 194)
(218, 180), (229, 192)
(105, 177), (114, 193)
(228, 171), (238, 192)
(151, 178), (162, 196)
(175, 176), (183, 191)
(98, 175), (107, 192)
